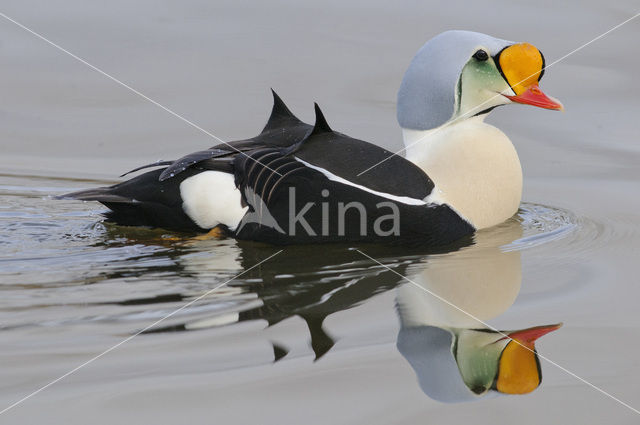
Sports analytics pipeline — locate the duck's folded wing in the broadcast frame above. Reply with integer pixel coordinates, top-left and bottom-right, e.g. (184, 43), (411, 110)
(291, 104), (435, 201)
(157, 148), (238, 180)
(119, 160), (176, 177)
(231, 147), (471, 246)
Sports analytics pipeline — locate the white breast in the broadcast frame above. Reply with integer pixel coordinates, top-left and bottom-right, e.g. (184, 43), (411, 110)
(404, 116), (522, 230)
(180, 171), (248, 231)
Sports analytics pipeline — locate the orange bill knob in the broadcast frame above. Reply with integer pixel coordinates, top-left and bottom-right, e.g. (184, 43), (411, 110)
(499, 43), (564, 110)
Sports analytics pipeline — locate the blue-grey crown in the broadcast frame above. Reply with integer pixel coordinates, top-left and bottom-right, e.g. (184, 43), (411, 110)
(397, 30), (514, 130)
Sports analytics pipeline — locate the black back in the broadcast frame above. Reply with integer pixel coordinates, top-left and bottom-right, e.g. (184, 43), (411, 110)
(293, 104), (434, 199)
(231, 106), (472, 246)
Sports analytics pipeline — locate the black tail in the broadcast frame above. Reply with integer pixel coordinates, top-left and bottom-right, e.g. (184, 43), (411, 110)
(58, 168), (204, 232)
(57, 187), (133, 203)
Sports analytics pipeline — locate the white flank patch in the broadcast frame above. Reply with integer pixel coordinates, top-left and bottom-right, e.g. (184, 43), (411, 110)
(180, 171), (248, 231)
(294, 157), (427, 206)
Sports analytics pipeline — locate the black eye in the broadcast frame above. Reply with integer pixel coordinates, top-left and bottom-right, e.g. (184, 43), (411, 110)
(473, 49), (489, 61)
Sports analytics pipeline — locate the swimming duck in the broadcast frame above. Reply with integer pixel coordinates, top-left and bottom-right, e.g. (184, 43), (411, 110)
(63, 30), (562, 246)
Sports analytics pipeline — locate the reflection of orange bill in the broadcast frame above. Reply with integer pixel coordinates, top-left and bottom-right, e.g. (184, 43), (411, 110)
(496, 323), (562, 394)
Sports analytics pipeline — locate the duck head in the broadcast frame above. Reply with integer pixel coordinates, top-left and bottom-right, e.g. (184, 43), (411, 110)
(397, 30), (563, 131)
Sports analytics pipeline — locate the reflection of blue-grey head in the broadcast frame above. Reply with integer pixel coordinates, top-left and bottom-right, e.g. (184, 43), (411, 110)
(397, 30), (515, 130)
(397, 324), (561, 403)
(397, 326), (505, 402)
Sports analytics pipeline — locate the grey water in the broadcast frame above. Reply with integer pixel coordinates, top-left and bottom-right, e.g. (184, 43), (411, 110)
(1, 1), (639, 424)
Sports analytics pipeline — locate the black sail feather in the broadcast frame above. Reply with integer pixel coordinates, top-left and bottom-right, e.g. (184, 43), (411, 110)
(260, 89), (305, 133)
(157, 90), (312, 182)
(310, 103), (332, 134)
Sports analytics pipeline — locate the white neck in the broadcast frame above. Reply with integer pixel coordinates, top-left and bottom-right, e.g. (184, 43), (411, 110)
(402, 116), (522, 229)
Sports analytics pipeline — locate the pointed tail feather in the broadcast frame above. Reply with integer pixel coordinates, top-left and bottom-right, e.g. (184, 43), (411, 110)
(56, 187), (134, 203)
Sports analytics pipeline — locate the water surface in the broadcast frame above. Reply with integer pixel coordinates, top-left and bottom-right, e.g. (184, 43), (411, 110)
(1, 1), (639, 424)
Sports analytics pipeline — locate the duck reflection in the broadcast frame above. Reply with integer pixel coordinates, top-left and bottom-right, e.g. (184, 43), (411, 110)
(143, 241), (465, 359)
(396, 221), (561, 401)
(97, 211), (560, 402)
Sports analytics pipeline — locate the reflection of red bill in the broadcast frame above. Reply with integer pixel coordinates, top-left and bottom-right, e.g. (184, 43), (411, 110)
(507, 322), (563, 346)
(504, 84), (564, 111)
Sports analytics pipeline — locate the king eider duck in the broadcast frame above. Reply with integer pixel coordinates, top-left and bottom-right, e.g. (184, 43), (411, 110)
(63, 31), (563, 246)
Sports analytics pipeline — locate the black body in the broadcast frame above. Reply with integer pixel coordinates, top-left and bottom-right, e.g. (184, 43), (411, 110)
(62, 91), (474, 246)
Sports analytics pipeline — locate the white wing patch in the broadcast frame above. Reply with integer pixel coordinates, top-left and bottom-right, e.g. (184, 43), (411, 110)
(180, 171), (248, 231)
